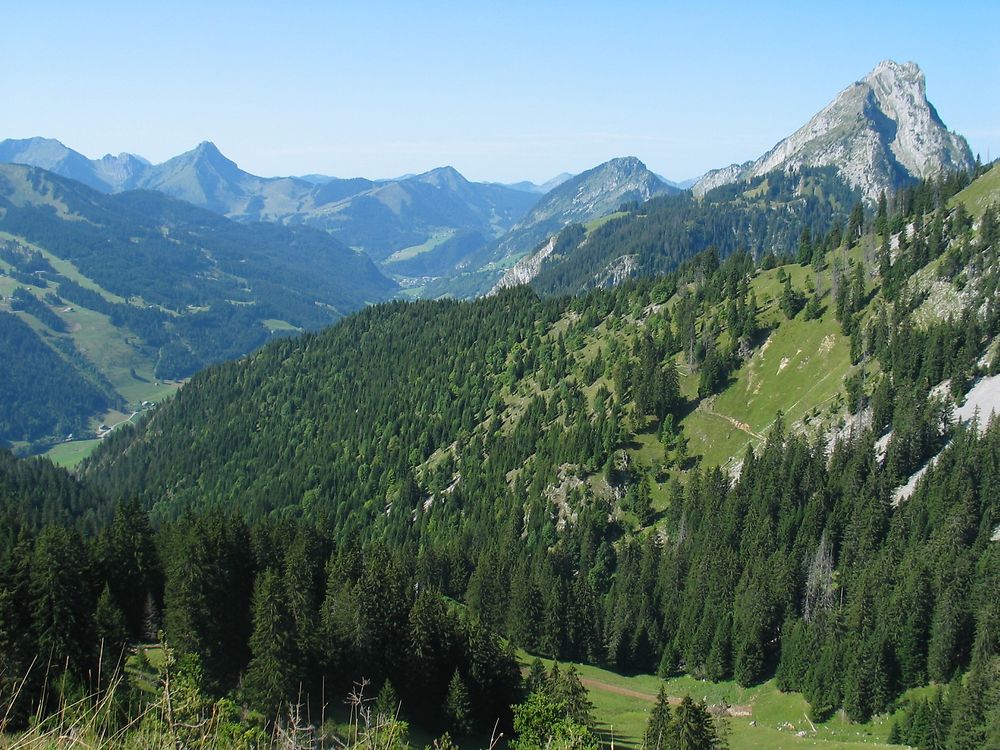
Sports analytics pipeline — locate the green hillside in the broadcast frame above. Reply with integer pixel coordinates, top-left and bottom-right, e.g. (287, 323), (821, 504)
(0, 163), (397, 454)
(952, 161), (1000, 216)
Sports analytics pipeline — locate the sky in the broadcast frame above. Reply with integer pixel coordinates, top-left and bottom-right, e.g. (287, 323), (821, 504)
(4, 1), (998, 184)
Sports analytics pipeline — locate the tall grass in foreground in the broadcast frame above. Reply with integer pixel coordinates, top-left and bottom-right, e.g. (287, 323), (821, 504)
(1, 647), (441, 750)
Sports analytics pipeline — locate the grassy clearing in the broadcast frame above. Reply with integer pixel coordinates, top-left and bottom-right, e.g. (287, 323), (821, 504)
(517, 653), (906, 750)
(0, 231), (127, 304)
(584, 212), (628, 234)
(263, 318), (301, 333)
(679, 264), (852, 470)
(952, 163), (1000, 217)
(384, 229), (457, 263)
(49, 294), (182, 407)
(44, 439), (103, 468)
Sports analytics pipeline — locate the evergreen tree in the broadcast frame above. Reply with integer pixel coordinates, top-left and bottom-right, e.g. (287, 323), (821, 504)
(673, 696), (722, 750)
(30, 526), (94, 679)
(443, 670), (474, 735)
(644, 685), (673, 750)
(98, 498), (161, 641)
(242, 569), (299, 716)
(556, 665), (594, 727)
(94, 583), (129, 683)
(526, 657), (547, 695)
(374, 679), (401, 721)
(780, 275), (802, 319)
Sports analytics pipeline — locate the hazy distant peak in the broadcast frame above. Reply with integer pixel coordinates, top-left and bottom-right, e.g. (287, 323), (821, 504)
(183, 141), (238, 168)
(414, 165), (469, 189)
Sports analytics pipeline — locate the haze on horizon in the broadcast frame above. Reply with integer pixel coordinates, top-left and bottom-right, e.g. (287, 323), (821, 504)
(5, 0), (999, 184)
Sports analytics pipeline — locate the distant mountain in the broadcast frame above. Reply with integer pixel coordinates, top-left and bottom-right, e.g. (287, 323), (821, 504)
(656, 173), (699, 190)
(310, 165), (539, 262)
(455, 157), (672, 291)
(0, 139), (539, 267)
(492, 165), (860, 296)
(694, 60), (974, 201)
(0, 163), (396, 449)
(0, 137), (150, 192)
(494, 158), (675, 259)
(499, 172), (575, 194)
(294, 173), (340, 185)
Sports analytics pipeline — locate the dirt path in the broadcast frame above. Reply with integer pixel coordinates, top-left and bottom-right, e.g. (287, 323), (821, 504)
(579, 677), (660, 703)
(700, 401), (766, 441)
(580, 678), (753, 717)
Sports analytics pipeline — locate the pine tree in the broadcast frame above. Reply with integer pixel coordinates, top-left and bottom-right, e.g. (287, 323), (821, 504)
(846, 201), (865, 247)
(99, 498), (161, 641)
(526, 658), (547, 695)
(780, 275), (802, 319)
(443, 670), (474, 735)
(30, 526), (94, 679)
(408, 588), (458, 708)
(875, 191), (888, 236)
(673, 696), (720, 750)
(797, 227), (813, 265)
(374, 679), (401, 721)
(242, 569), (299, 715)
(94, 584), (129, 682)
(557, 665), (594, 726)
(644, 685), (673, 750)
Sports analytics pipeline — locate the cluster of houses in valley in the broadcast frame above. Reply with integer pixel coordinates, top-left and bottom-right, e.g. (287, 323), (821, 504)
(92, 401), (157, 440)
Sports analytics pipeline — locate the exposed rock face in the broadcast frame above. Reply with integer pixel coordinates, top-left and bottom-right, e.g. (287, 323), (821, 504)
(694, 61), (974, 201)
(596, 253), (638, 288)
(492, 235), (557, 293)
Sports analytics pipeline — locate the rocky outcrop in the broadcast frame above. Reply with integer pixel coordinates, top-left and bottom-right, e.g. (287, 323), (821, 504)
(694, 61), (974, 201)
(491, 235), (557, 292)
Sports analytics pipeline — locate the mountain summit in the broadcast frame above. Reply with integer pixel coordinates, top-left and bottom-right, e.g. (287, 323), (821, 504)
(694, 60), (974, 200)
(491, 156), (675, 262)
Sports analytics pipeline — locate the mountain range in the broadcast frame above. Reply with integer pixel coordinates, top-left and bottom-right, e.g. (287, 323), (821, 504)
(421, 156), (681, 297)
(0, 138), (540, 267)
(0, 60), (973, 298)
(489, 59), (977, 294)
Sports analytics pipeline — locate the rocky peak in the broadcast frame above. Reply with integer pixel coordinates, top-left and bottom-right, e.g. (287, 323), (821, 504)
(554, 157), (669, 217)
(694, 60), (974, 201)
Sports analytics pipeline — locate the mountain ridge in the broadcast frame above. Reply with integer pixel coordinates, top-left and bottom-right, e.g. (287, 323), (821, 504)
(0, 138), (541, 266)
(424, 156), (678, 297)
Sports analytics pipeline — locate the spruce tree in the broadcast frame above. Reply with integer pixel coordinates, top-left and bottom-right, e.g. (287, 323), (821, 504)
(94, 584), (129, 680)
(374, 679), (401, 721)
(30, 526), (93, 679)
(644, 685), (673, 750)
(673, 696), (720, 750)
(443, 670), (474, 735)
(242, 569), (299, 716)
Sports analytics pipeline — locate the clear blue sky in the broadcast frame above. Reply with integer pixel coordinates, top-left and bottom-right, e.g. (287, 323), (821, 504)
(5, 1), (998, 183)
